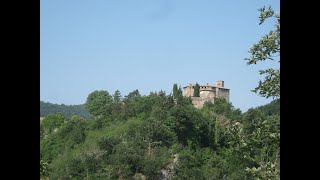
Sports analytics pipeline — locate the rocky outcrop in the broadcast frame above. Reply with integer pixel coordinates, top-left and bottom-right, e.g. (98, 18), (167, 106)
(159, 154), (179, 180)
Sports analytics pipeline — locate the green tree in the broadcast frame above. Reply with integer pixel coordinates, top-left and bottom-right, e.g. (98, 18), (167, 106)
(121, 89), (142, 118)
(141, 105), (176, 147)
(112, 90), (122, 117)
(66, 157), (85, 178)
(173, 83), (179, 99)
(113, 90), (121, 103)
(142, 148), (169, 179)
(174, 149), (205, 179)
(226, 115), (280, 179)
(41, 113), (66, 134)
(58, 116), (87, 147)
(245, 6), (280, 99)
(85, 90), (113, 117)
(178, 86), (183, 97)
(170, 104), (210, 147)
(242, 4), (280, 179)
(211, 98), (231, 115)
(193, 83), (200, 97)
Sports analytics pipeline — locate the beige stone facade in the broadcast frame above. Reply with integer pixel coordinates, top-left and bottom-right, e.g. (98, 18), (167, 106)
(183, 80), (230, 108)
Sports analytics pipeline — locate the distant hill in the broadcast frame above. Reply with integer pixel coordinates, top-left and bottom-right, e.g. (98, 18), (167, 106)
(40, 101), (92, 119)
(256, 98), (280, 116)
(244, 98), (280, 116)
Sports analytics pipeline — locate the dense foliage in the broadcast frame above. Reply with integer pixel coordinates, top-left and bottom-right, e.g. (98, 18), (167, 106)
(40, 86), (280, 179)
(40, 101), (92, 119)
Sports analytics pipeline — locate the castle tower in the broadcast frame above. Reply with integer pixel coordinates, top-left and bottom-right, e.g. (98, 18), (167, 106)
(216, 80), (224, 88)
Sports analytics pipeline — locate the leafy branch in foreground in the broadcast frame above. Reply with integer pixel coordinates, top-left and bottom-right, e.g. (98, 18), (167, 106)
(245, 5), (280, 99)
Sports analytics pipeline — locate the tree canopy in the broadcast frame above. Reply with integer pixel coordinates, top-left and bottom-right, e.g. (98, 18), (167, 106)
(40, 86), (279, 179)
(85, 90), (113, 117)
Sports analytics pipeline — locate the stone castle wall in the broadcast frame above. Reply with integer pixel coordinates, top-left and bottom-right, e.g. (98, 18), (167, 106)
(191, 97), (215, 108)
(183, 81), (230, 108)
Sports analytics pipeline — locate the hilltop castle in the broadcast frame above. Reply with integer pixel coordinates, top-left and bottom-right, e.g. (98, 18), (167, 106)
(183, 80), (230, 108)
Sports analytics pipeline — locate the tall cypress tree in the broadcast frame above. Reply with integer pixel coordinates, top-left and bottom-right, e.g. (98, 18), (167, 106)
(178, 86), (183, 97)
(193, 83), (200, 97)
(173, 83), (179, 99)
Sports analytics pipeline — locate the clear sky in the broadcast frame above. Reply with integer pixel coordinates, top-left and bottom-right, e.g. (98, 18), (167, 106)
(40, 0), (280, 112)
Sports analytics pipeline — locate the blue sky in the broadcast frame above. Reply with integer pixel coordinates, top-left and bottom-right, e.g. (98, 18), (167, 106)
(40, 0), (280, 112)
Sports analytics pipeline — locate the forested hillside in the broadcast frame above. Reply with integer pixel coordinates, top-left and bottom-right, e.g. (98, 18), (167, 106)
(40, 3), (280, 179)
(40, 88), (280, 179)
(251, 98), (280, 116)
(40, 101), (92, 119)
